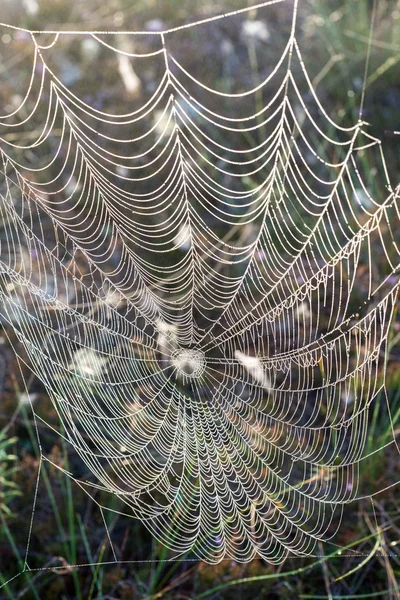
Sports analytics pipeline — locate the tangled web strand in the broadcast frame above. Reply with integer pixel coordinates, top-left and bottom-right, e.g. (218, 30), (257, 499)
(0, 0), (399, 564)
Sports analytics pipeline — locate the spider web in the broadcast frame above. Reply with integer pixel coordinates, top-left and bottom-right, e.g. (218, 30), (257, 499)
(0, 0), (399, 571)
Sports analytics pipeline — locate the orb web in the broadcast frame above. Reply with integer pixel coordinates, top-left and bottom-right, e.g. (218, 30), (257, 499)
(171, 348), (206, 380)
(0, 0), (399, 570)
